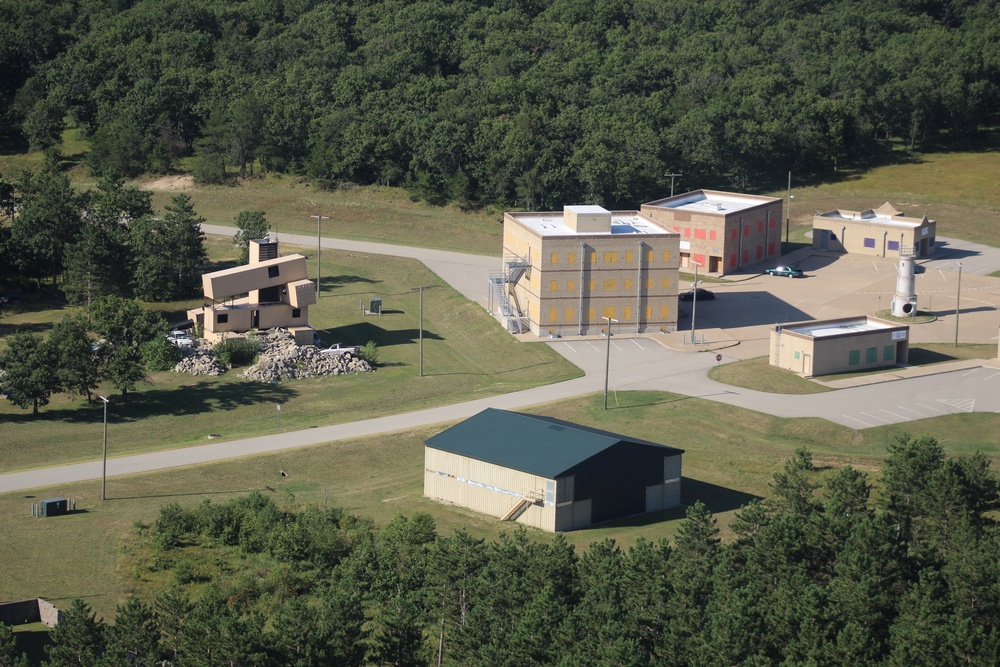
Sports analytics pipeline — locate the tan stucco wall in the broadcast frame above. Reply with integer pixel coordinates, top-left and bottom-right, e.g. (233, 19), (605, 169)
(771, 320), (910, 376)
(502, 215), (680, 336)
(812, 216), (936, 257)
(203, 255), (310, 301)
(424, 448), (557, 532)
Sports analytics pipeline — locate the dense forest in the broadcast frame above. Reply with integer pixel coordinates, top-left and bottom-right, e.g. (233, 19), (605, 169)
(2, 0), (998, 209)
(5, 437), (998, 666)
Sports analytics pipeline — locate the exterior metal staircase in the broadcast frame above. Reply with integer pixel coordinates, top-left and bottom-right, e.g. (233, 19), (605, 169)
(490, 254), (531, 333)
(500, 490), (543, 521)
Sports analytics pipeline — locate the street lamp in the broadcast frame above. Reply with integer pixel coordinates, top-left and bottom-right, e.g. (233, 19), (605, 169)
(785, 171), (792, 246)
(99, 396), (109, 501)
(276, 403), (281, 431)
(603, 316), (619, 410)
(665, 172), (682, 198)
(411, 285), (439, 376)
(690, 260), (703, 344)
(955, 262), (963, 347)
(311, 214), (329, 296)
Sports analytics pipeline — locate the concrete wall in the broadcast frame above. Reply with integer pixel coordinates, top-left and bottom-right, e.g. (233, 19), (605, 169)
(0, 599), (61, 628)
(424, 449), (556, 531)
(502, 216), (680, 336)
(771, 320), (910, 376)
(203, 255), (309, 300)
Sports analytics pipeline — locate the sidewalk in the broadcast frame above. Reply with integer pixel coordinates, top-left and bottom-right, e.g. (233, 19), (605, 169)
(815, 357), (1000, 389)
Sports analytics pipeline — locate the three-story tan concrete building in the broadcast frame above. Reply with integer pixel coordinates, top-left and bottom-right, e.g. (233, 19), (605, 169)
(495, 205), (680, 337)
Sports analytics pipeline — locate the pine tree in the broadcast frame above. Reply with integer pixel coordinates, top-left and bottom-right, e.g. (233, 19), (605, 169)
(103, 597), (160, 666)
(44, 598), (106, 667)
(233, 210), (271, 264)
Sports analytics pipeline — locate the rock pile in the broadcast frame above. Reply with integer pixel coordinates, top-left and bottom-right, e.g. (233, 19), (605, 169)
(173, 346), (226, 376)
(241, 328), (374, 383)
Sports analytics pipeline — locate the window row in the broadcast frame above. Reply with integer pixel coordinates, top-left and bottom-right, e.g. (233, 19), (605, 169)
(545, 304), (670, 323)
(550, 250), (672, 265)
(548, 278), (671, 292)
(847, 345), (895, 365)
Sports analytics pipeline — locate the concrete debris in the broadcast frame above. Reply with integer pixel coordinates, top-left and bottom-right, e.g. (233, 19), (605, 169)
(173, 344), (227, 376)
(242, 328), (374, 383)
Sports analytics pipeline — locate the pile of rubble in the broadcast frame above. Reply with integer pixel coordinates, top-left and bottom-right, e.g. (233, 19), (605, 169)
(173, 346), (227, 376)
(241, 328), (374, 383)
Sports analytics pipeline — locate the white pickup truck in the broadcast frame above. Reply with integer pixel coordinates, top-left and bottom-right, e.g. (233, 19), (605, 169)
(320, 343), (360, 356)
(167, 330), (194, 347)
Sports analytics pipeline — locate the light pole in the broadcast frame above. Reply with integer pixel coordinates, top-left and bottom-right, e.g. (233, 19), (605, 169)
(412, 285), (439, 376)
(690, 260), (703, 344)
(603, 316), (619, 410)
(276, 403), (281, 431)
(99, 396), (109, 501)
(955, 262), (963, 347)
(311, 214), (329, 296)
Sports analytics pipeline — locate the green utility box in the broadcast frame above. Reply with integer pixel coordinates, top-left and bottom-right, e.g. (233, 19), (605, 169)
(369, 298), (382, 315)
(39, 498), (68, 517)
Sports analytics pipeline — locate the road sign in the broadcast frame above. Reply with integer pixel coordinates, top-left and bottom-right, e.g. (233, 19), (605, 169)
(716, 354), (722, 361)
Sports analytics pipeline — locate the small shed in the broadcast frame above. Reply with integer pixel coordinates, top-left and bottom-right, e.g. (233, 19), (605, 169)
(770, 316), (909, 376)
(424, 408), (684, 532)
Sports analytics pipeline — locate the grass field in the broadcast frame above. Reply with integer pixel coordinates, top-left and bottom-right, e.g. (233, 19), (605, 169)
(0, 244), (580, 472)
(3, 389), (999, 622)
(773, 150), (1000, 248)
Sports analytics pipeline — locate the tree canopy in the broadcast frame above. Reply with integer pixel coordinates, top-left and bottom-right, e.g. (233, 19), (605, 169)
(3, 0), (998, 208)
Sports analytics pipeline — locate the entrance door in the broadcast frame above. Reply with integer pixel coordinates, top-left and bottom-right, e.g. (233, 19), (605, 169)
(709, 256), (721, 272)
(819, 229), (830, 250)
(251, 310), (260, 328)
(803, 353), (812, 376)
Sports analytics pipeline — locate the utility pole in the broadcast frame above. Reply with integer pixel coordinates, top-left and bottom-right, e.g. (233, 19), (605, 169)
(665, 173), (682, 198)
(412, 285), (439, 376)
(311, 214), (329, 296)
(603, 316), (618, 410)
(785, 171), (792, 246)
(955, 262), (963, 347)
(100, 396), (109, 501)
(690, 260), (702, 344)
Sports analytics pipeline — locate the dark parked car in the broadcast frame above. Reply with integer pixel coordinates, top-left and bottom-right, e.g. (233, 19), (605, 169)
(764, 265), (805, 278)
(678, 288), (715, 302)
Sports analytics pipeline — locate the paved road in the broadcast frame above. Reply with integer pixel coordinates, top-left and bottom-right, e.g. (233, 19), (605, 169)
(2, 227), (998, 494)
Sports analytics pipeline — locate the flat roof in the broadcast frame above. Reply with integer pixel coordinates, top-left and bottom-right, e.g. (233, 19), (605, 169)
(816, 210), (928, 228)
(507, 211), (677, 237)
(785, 317), (899, 338)
(644, 190), (778, 215)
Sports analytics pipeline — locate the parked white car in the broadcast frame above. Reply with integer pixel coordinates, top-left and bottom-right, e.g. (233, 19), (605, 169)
(167, 330), (194, 347)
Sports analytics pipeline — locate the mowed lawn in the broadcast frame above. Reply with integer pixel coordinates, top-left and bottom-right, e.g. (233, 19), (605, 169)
(0, 246), (580, 472)
(3, 389), (999, 622)
(769, 150), (1000, 248)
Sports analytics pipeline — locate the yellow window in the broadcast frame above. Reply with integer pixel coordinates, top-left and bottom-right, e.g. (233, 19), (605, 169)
(590, 280), (596, 290)
(646, 305), (652, 319)
(589, 251), (597, 264)
(567, 252), (576, 264)
(604, 279), (616, 290)
(567, 279), (575, 291)
(602, 306), (616, 319)
(550, 280), (558, 292)
(565, 307), (574, 321)
(662, 251), (671, 262)
(625, 251), (633, 263)
(551, 253), (559, 265)
(531, 303), (538, 319)
(588, 307), (595, 320)
(604, 252), (618, 263)
(661, 304), (670, 318)
(661, 277), (670, 289)
(623, 306), (631, 320)
(549, 307), (557, 322)
(624, 279), (632, 290)
(647, 250), (654, 262)
(647, 278), (653, 289)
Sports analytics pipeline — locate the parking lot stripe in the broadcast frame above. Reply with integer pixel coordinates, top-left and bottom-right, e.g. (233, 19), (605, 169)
(915, 402), (947, 414)
(880, 408), (907, 420)
(860, 411), (892, 423)
(897, 406), (927, 416)
(984, 371), (1000, 381)
(631, 339), (646, 349)
(843, 415), (876, 428)
(962, 368), (981, 377)
(585, 341), (600, 352)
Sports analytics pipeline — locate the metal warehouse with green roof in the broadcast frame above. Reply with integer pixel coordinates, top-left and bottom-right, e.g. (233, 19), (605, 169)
(424, 408), (684, 532)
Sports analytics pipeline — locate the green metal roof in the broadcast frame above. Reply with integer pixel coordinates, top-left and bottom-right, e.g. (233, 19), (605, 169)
(425, 408), (683, 479)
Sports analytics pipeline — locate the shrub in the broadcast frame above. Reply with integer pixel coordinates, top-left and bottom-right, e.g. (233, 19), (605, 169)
(143, 336), (183, 371)
(214, 336), (262, 367)
(360, 340), (379, 366)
